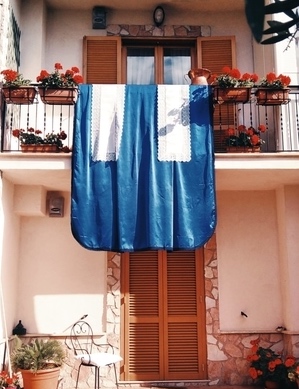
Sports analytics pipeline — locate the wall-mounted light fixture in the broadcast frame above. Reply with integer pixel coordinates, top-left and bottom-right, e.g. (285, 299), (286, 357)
(92, 6), (107, 29)
(153, 6), (165, 27)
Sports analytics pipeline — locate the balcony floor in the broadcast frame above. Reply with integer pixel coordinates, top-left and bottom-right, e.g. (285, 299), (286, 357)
(1, 152), (299, 192)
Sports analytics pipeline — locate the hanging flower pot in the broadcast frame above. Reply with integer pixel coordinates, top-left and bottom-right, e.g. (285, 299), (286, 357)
(21, 144), (59, 153)
(255, 88), (290, 106)
(264, 380), (280, 389)
(2, 86), (37, 104)
(38, 87), (78, 105)
(226, 146), (261, 153)
(36, 63), (83, 105)
(213, 86), (252, 104)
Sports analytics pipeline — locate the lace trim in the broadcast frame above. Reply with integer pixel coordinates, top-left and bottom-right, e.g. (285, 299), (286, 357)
(157, 85), (191, 162)
(91, 85), (125, 162)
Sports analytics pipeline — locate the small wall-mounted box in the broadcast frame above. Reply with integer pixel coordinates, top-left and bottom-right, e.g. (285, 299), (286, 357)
(92, 6), (107, 29)
(48, 196), (64, 217)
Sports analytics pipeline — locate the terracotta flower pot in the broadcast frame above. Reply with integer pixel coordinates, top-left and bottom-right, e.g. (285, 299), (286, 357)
(38, 86), (78, 105)
(2, 86), (37, 104)
(21, 144), (59, 153)
(255, 88), (290, 106)
(20, 367), (60, 389)
(264, 380), (280, 389)
(213, 86), (252, 104)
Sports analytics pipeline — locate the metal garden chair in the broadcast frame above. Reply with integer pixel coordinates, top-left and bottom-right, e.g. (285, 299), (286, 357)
(66, 320), (122, 389)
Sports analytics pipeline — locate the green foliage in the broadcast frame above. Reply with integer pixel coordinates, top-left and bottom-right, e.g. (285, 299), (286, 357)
(11, 337), (66, 373)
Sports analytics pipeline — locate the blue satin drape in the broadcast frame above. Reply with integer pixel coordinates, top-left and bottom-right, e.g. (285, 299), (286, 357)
(71, 85), (216, 251)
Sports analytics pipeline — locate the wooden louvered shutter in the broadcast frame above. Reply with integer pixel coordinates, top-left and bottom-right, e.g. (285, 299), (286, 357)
(83, 36), (122, 83)
(165, 250), (206, 379)
(122, 251), (162, 381)
(197, 37), (236, 152)
(121, 249), (206, 381)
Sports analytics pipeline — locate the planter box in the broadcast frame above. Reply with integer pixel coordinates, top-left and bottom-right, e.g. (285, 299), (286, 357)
(255, 88), (290, 106)
(21, 144), (59, 153)
(2, 86), (37, 104)
(38, 87), (78, 105)
(213, 87), (252, 104)
(226, 146), (261, 153)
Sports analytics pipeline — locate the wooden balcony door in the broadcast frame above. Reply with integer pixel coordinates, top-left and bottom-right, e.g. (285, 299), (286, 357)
(121, 249), (207, 381)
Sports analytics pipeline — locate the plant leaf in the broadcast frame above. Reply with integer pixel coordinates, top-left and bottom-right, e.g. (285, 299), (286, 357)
(261, 33), (291, 44)
(244, 0), (265, 42)
(265, 0), (299, 16)
(263, 18), (299, 34)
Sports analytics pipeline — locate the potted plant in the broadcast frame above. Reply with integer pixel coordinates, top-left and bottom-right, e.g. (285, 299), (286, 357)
(255, 72), (291, 105)
(36, 62), (83, 105)
(247, 338), (296, 389)
(287, 358), (299, 387)
(10, 337), (65, 389)
(0, 69), (36, 104)
(0, 370), (20, 388)
(225, 123), (266, 152)
(211, 66), (258, 103)
(12, 127), (70, 153)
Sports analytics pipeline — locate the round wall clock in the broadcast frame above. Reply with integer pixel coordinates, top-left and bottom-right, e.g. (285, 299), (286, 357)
(153, 6), (165, 27)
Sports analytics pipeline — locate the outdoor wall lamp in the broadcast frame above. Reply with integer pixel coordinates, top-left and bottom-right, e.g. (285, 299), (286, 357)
(92, 6), (107, 29)
(153, 6), (165, 27)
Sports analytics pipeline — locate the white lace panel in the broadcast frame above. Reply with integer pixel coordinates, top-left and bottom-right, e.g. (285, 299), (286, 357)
(157, 85), (191, 162)
(91, 85), (125, 162)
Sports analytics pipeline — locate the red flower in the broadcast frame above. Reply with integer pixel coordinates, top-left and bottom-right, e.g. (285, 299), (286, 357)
(249, 367), (258, 379)
(258, 124), (266, 133)
(12, 129), (21, 138)
(238, 124), (246, 133)
(222, 66), (231, 74)
(285, 357), (296, 367)
(251, 134), (260, 146)
(230, 68), (241, 79)
(55, 62), (63, 70)
(227, 127), (235, 136)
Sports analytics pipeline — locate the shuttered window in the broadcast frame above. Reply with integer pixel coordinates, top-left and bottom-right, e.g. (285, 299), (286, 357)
(121, 249), (206, 381)
(83, 36), (122, 84)
(83, 35), (236, 152)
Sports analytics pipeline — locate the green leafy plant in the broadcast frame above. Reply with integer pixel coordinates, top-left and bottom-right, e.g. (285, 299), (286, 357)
(287, 358), (299, 382)
(211, 66), (258, 88)
(247, 339), (297, 386)
(36, 62), (83, 88)
(0, 69), (31, 87)
(225, 124), (266, 148)
(11, 337), (66, 373)
(258, 72), (291, 88)
(12, 128), (70, 152)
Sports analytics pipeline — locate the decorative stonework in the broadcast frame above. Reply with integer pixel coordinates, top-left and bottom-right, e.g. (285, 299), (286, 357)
(105, 238), (299, 387)
(107, 24), (211, 37)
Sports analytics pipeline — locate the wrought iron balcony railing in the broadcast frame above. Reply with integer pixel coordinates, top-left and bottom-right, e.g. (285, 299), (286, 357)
(1, 86), (299, 153)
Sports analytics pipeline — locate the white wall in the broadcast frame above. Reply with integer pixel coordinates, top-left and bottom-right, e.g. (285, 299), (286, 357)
(19, 5), (255, 81)
(0, 177), (20, 363)
(15, 190), (107, 335)
(216, 190), (283, 331)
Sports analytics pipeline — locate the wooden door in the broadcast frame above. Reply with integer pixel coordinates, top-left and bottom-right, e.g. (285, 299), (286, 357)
(121, 249), (207, 381)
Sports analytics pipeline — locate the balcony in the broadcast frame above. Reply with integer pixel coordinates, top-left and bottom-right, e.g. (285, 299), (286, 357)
(1, 85), (299, 153)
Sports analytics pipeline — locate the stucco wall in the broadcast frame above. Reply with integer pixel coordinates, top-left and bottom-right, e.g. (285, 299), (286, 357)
(18, 5), (255, 82)
(216, 190), (283, 331)
(14, 188), (107, 335)
(0, 177), (20, 362)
